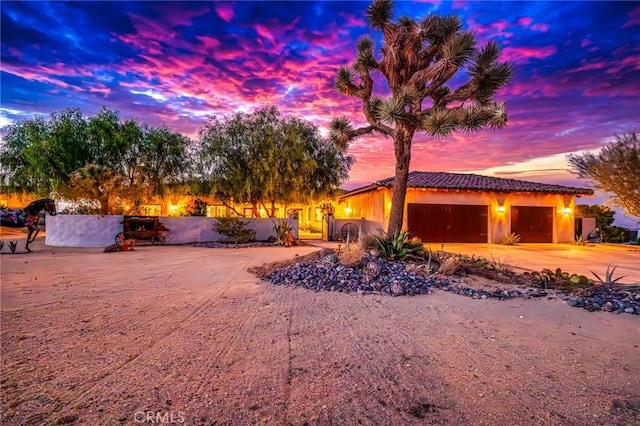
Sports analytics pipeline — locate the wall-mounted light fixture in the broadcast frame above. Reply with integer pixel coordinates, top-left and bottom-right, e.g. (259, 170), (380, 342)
(345, 206), (352, 216)
(563, 207), (571, 215)
(497, 205), (506, 213)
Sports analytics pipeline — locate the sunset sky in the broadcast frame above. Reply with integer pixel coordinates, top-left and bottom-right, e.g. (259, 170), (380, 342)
(1, 1), (638, 225)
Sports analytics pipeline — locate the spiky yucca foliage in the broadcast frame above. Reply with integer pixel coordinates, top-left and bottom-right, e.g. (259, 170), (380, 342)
(331, 0), (514, 233)
(373, 230), (423, 261)
(590, 265), (626, 285)
(500, 232), (521, 245)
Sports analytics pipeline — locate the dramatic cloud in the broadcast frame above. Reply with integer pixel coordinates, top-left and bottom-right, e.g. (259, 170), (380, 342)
(1, 0), (638, 197)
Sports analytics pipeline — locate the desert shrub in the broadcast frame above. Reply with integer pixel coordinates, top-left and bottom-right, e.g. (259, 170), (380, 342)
(591, 265), (626, 285)
(437, 256), (462, 275)
(523, 268), (594, 290)
(214, 217), (256, 244)
(373, 230), (423, 261)
(338, 244), (366, 267)
(359, 232), (379, 251)
(488, 255), (515, 274)
(500, 232), (521, 245)
(605, 226), (631, 243)
(272, 219), (292, 243)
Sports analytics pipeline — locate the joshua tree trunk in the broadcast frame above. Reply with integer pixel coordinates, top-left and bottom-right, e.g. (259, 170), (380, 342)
(388, 126), (412, 233)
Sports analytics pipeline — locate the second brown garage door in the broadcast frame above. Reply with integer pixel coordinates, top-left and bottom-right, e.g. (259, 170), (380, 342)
(511, 206), (553, 243)
(407, 203), (488, 243)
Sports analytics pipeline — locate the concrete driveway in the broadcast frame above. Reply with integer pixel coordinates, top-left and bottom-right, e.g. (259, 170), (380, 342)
(437, 243), (640, 284)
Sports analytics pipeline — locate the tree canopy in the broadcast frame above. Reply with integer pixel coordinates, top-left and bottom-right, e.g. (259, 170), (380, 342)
(568, 132), (640, 219)
(331, 0), (513, 232)
(575, 204), (615, 231)
(194, 105), (353, 217)
(0, 107), (190, 214)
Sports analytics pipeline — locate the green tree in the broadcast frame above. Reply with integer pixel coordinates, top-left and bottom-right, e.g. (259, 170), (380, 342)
(575, 204), (615, 234)
(331, 0), (514, 232)
(568, 132), (640, 219)
(194, 105), (352, 216)
(0, 108), (89, 195)
(0, 107), (191, 213)
(64, 164), (123, 215)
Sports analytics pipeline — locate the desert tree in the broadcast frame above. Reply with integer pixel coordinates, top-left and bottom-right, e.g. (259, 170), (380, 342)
(194, 105), (353, 217)
(331, 0), (514, 232)
(568, 132), (639, 219)
(0, 107), (190, 213)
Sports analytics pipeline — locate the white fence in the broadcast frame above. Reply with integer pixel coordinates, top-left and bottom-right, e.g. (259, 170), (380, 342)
(45, 215), (298, 248)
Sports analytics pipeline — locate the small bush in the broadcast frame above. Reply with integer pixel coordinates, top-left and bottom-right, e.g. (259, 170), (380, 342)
(272, 219), (292, 243)
(339, 244), (366, 267)
(591, 265), (626, 285)
(500, 232), (521, 245)
(373, 230), (423, 261)
(214, 217), (256, 245)
(437, 256), (462, 275)
(359, 232), (379, 252)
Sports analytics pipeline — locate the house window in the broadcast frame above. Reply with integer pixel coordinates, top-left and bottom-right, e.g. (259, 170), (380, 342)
(314, 207), (322, 222)
(141, 204), (161, 216)
(243, 207), (254, 218)
(207, 205), (227, 218)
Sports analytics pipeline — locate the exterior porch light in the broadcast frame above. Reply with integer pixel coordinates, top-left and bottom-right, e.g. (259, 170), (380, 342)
(497, 205), (506, 213)
(345, 206), (351, 216)
(563, 207), (571, 215)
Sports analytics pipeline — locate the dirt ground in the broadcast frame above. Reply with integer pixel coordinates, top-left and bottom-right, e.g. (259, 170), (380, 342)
(1, 235), (639, 425)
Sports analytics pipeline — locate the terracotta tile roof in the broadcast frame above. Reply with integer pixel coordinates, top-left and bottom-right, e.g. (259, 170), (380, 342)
(342, 171), (594, 198)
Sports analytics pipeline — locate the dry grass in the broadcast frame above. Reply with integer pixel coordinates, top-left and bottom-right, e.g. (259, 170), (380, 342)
(338, 244), (366, 267)
(437, 256), (463, 275)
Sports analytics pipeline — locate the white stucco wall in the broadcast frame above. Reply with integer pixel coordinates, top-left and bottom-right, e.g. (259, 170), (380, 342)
(46, 215), (124, 247)
(46, 215), (299, 247)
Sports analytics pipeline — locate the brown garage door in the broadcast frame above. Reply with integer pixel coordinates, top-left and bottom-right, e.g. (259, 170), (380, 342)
(407, 204), (488, 243)
(511, 206), (553, 243)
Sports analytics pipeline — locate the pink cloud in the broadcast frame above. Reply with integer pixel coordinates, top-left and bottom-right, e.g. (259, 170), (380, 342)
(622, 6), (640, 28)
(501, 45), (557, 64)
(214, 3), (235, 23)
(580, 39), (591, 48)
(338, 12), (366, 28)
(195, 35), (221, 51)
(156, 4), (210, 27)
(516, 17), (532, 26)
(531, 23), (549, 33)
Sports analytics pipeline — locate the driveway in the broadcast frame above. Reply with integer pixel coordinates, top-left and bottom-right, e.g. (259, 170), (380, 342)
(438, 243), (640, 284)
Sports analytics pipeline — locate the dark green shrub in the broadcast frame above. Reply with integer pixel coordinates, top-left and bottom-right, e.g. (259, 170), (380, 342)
(214, 217), (256, 245)
(605, 226), (631, 243)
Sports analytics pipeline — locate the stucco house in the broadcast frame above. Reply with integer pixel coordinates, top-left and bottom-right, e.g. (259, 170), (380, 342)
(338, 171), (594, 243)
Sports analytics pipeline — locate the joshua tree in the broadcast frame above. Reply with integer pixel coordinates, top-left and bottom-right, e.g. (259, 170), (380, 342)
(331, 0), (514, 232)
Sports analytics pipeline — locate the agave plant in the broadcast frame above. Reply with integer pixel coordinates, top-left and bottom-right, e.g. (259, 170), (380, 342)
(373, 230), (423, 261)
(500, 232), (521, 245)
(591, 265), (626, 285)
